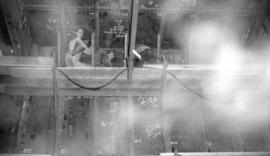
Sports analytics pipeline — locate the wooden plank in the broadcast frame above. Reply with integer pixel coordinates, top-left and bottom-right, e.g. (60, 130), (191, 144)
(0, 65), (269, 97)
(0, 56), (53, 66)
(1, 65), (268, 79)
(3, 87), (161, 96)
(1, 78), (162, 90)
(0, 65), (268, 97)
(0, 66), (266, 82)
(160, 152), (270, 156)
(0, 153), (51, 156)
(0, 77), (205, 96)
(0, 55), (267, 73)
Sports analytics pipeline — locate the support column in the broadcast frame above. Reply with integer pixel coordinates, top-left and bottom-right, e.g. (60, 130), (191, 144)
(160, 60), (170, 152)
(188, 12), (199, 64)
(194, 98), (208, 151)
(57, 0), (67, 66)
(127, 96), (134, 156)
(124, 33), (128, 67)
(127, 0), (139, 83)
(92, 96), (99, 156)
(54, 97), (65, 156)
(92, 0), (100, 66)
(126, 1), (139, 153)
(16, 96), (30, 152)
(157, 11), (167, 58)
(91, 33), (95, 66)
(20, 0), (32, 56)
(57, 30), (61, 67)
(94, 0), (100, 50)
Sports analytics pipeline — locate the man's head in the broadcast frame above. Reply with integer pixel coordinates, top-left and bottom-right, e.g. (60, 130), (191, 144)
(100, 51), (115, 67)
(76, 28), (84, 39)
(107, 51), (114, 60)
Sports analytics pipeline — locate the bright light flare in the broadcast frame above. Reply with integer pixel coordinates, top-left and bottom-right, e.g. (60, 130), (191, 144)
(192, 22), (221, 46)
(216, 44), (243, 75)
(205, 44), (243, 96)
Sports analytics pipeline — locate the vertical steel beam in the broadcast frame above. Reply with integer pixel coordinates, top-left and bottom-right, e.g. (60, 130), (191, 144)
(91, 33), (95, 66)
(124, 33), (128, 67)
(0, 1), (15, 53)
(160, 60), (170, 152)
(92, 96), (99, 156)
(94, 0), (100, 50)
(16, 96), (30, 151)
(57, 0), (67, 66)
(20, 0), (32, 56)
(54, 97), (65, 156)
(127, 0), (139, 84)
(92, 0), (100, 66)
(188, 5), (199, 64)
(127, 96), (134, 156)
(195, 99), (208, 151)
(157, 11), (167, 59)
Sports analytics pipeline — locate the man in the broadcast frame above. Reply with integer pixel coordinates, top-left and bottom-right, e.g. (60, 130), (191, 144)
(133, 44), (159, 67)
(65, 28), (92, 67)
(97, 50), (115, 67)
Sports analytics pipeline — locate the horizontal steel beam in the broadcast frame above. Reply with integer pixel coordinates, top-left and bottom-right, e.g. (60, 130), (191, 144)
(22, 4), (260, 15)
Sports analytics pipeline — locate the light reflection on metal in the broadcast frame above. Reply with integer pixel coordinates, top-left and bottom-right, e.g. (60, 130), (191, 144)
(145, 123), (162, 140)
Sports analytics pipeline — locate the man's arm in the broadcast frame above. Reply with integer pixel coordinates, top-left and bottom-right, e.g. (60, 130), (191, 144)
(83, 45), (93, 55)
(77, 38), (88, 49)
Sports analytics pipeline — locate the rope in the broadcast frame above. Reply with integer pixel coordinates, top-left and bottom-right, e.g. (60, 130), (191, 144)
(56, 68), (127, 90)
(144, 66), (233, 103)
